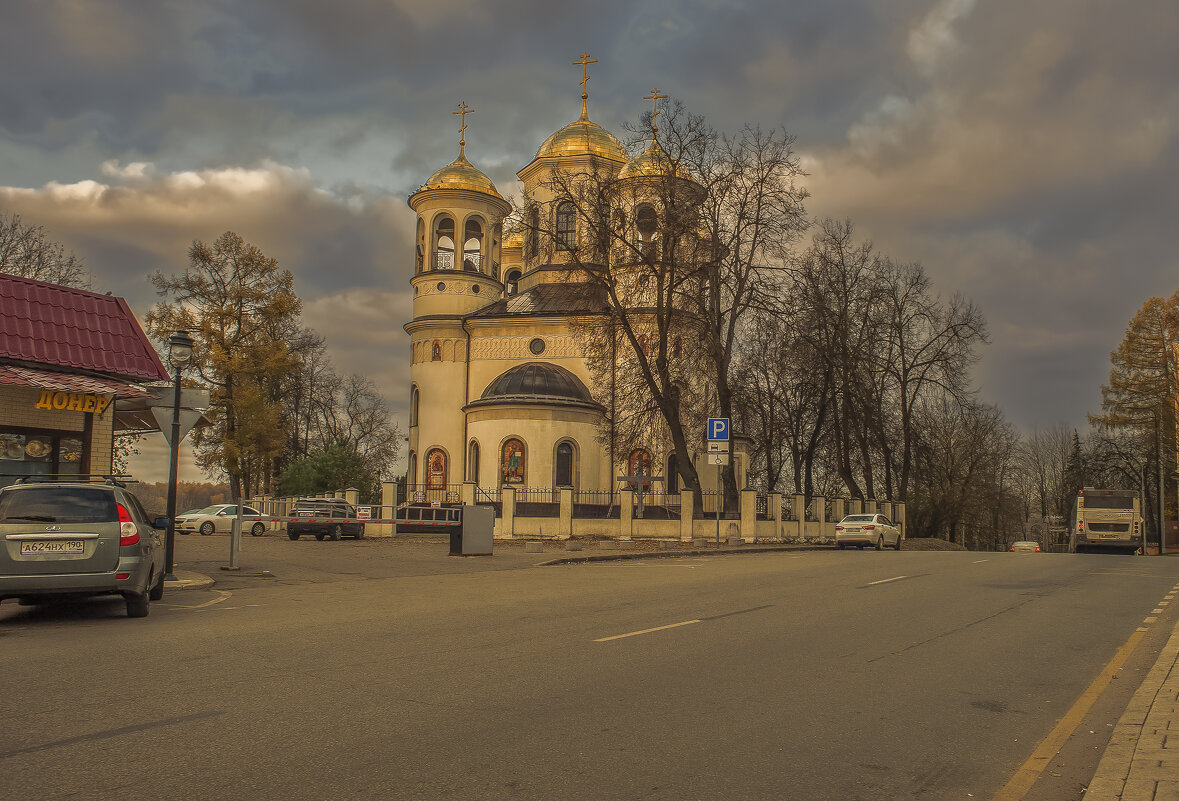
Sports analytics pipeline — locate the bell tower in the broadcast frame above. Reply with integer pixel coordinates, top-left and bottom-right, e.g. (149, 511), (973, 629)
(404, 104), (511, 494)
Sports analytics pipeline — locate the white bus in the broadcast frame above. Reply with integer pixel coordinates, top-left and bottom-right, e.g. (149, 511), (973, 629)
(1071, 488), (1143, 554)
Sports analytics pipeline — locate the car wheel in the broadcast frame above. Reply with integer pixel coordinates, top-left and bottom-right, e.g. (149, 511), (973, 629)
(330, 524), (342, 541)
(125, 591), (150, 618)
(288, 531), (299, 541)
(894, 535), (902, 551)
(199, 521), (214, 536)
(149, 570), (164, 601)
(875, 536), (884, 551)
(354, 525), (365, 540)
(315, 533), (326, 541)
(250, 522), (265, 537)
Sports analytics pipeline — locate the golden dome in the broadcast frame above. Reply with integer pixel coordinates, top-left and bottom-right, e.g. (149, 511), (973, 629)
(418, 154), (504, 199)
(536, 111), (628, 162)
(618, 142), (694, 181)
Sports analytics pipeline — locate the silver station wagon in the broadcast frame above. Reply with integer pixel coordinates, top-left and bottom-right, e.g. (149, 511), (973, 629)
(0, 478), (165, 617)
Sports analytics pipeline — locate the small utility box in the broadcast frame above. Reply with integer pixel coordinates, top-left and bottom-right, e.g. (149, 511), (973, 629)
(451, 504), (495, 556)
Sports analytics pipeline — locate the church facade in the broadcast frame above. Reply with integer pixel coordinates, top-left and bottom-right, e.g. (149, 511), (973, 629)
(404, 74), (746, 501)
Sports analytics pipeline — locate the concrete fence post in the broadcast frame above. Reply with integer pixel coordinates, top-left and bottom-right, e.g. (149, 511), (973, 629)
(461, 482), (476, 506)
(850, 498), (862, 515)
(793, 494), (806, 541)
(740, 490), (756, 543)
(502, 487), (516, 539)
(680, 489), (695, 541)
(866, 499), (877, 514)
(620, 489), (634, 541)
(813, 496), (828, 541)
(831, 498), (845, 541)
(895, 502), (907, 539)
(559, 487), (573, 539)
(770, 493), (783, 542)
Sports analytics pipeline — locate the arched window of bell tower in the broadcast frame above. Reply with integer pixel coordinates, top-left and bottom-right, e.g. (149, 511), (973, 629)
(434, 215), (455, 271)
(416, 218), (426, 273)
(463, 218), (483, 272)
(636, 203), (658, 260)
(505, 269), (522, 297)
(528, 206), (540, 259)
(556, 201), (576, 251)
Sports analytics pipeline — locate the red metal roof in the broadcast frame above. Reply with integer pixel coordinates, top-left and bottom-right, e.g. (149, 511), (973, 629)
(0, 365), (157, 398)
(0, 274), (170, 383)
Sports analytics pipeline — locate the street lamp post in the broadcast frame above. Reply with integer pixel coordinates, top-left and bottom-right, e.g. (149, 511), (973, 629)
(163, 330), (194, 581)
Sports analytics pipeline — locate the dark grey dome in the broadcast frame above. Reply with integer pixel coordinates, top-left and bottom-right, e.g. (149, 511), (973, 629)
(480, 362), (594, 403)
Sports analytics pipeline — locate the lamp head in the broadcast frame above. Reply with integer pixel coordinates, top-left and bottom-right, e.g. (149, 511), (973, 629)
(168, 330), (194, 370)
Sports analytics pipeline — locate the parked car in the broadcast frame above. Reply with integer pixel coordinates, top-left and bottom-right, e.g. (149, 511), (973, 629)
(175, 504), (266, 537)
(835, 513), (902, 550)
(287, 498), (365, 541)
(1009, 540), (1041, 552)
(0, 477), (165, 617)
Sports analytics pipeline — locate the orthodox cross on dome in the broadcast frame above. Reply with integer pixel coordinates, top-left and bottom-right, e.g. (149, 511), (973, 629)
(453, 101), (473, 160)
(573, 52), (597, 118)
(643, 88), (667, 137)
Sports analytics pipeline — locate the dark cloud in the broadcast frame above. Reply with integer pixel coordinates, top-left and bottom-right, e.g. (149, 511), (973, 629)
(1, 0), (1176, 457)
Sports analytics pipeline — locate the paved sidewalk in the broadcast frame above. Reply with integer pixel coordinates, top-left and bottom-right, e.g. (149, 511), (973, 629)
(1086, 619), (1179, 800)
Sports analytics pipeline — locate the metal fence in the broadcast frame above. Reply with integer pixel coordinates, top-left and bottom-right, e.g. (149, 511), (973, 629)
(406, 484), (462, 504)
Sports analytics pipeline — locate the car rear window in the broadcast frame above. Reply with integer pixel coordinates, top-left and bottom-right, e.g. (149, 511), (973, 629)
(0, 487), (118, 523)
(843, 515), (875, 522)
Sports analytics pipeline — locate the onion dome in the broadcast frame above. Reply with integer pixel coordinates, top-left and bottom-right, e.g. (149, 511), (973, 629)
(535, 109), (628, 163)
(418, 154), (504, 200)
(618, 141), (694, 181)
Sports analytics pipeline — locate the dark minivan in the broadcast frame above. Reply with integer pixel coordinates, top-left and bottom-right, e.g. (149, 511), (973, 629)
(286, 498), (365, 541)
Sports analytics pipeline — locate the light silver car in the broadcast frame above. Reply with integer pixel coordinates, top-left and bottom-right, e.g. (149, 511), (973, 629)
(0, 478), (165, 617)
(1009, 540), (1041, 552)
(835, 513), (902, 550)
(175, 503), (266, 537)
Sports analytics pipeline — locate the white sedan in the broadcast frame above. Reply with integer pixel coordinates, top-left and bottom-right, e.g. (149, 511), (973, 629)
(174, 504), (266, 537)
(835, 513), (902, 550)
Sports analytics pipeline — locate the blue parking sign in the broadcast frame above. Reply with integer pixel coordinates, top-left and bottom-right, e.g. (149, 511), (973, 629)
(707, 418), (730, 441)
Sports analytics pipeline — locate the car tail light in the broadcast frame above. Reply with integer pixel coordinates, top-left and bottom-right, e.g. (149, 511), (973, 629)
(835, 525), (844, 531)
(1078, 521), (1084, 531)
(863, 525), (875, 531)
(117, 503), (140, 546)
(116, 573), (131, 580)
(1036, 546), (1041, 552)
(1010, 546), (1015, 551)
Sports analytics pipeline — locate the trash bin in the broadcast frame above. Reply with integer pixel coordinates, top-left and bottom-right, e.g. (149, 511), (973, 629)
(451, 504), (495, 556)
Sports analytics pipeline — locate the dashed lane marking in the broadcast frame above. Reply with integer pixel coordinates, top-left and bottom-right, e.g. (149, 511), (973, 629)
(594, 619), (701, 642)
(867, 575), (909, 586)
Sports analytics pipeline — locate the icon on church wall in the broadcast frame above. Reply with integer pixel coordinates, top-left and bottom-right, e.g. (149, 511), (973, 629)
(501, 438), (525, 485)
(432, 340), (442, 361)
(628, 449), (652, 491)
(426, 448), (447, 490)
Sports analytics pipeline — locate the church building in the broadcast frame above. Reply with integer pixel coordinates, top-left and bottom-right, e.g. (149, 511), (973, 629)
(405, 60), (746, 500)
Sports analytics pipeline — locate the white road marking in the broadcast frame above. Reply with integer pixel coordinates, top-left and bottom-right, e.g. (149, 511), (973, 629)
(972, 559), (989, 564)
(594, 619), (701, 642)
(867, 575), (908, 586)
(1144, 616), (1158, 624)
(164, 590), (232, 610)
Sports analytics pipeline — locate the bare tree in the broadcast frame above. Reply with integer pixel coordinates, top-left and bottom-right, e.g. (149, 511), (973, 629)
(0, 212), (91, 288)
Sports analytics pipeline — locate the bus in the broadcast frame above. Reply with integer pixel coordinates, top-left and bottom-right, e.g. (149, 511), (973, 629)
(1071, 488), (1143, 554)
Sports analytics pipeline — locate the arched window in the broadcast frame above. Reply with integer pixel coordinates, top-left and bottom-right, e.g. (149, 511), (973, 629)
(635, 203), (658, 260)
(426, 448), (447, 491)
(505, 269), (522, 297)
(501, 438), (525, 485)
(468, 440), (480, 483)
(431, 340), (442, 361)
(666, 452), (679, 493)
(434, 216), (455, 270)
(463, 218), (483, 272)
(410, 385), (419, 427)
(556, 201), (576, 251)
(555, 441), (575, 488)
(408, 451), (418, 488)
(528, 207), (540, 259)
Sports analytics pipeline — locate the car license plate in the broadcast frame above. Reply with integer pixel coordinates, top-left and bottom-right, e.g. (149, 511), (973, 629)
(20, 540), (85, 555)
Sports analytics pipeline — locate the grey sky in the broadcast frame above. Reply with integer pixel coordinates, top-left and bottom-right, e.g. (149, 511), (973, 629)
(1, 0), (1176, 480)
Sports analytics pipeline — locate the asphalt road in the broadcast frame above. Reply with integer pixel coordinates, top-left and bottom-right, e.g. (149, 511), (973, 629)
(2, 539), (1177, 801)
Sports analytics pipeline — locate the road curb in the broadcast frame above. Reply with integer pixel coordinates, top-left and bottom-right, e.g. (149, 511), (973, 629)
(164, 570), (216, 591)
(535, 544), (832, 566)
